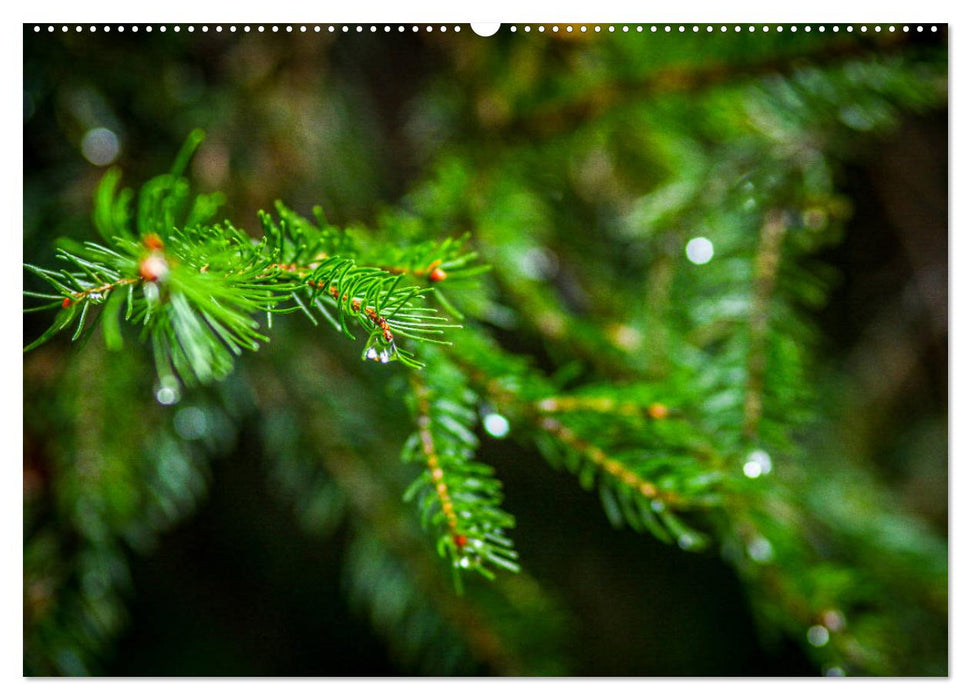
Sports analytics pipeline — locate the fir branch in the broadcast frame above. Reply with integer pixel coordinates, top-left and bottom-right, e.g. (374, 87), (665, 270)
(374, 233), (488, 284)
(535, 414), (665, 501)
(450, 335), (720, 547)
(496, 32), (918, 142)
(532, 412), (711, 549)
(402, 353), (519, 582)
(25, 138), (467, 382)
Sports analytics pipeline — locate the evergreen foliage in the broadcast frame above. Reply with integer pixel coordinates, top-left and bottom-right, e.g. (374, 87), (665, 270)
(24, 24), (947, 676)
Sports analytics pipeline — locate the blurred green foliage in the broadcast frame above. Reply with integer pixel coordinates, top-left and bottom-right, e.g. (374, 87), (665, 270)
(24, 24), (947, 676)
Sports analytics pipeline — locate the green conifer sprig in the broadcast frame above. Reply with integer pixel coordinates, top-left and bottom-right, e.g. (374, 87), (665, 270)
(446, 334), (723, 548)
(23, 133), (470, 381)
(402, 353), (519, 583)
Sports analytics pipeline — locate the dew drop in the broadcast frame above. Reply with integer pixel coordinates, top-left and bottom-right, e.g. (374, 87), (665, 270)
(143, 282), (160, 303)
(361, 337), (398, 364)
(807, 624), (830, 647)
(747, 535), (774, 562)
(743, 449), (773, 478)
(80, 127), (121, 166)
(685, 237), (714, 265)
(155, 376), (182, 406)
(483, 413), (510, 438)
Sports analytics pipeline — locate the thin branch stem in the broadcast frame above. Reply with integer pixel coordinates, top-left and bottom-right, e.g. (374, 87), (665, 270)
(743, 210), (787, 440)
(535, 414), (676, 503)
(306, 280), (396, 343)
(536, 395), (672, 420)
(409, 373), (462, 538)
(459, 364), (684, 505)
(65, 277), (139, 305)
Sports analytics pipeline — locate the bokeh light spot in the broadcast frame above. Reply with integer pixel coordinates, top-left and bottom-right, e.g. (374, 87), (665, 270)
(686, 237), (714, 265)
(80, 127), (120, 166)
(807, 625), (830, 647)
(483, 413), (510, 438)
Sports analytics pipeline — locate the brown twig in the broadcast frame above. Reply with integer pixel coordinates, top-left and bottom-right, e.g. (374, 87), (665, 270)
(62, 277), (139, 307)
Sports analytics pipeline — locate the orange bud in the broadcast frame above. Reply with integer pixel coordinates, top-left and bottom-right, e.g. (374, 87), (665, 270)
(61, 297), (72, 308)
(648, 403), (669, 420)
(453, 534), (468, 548)
(142, 233), (164, 250)
(429, 267), (447, 283)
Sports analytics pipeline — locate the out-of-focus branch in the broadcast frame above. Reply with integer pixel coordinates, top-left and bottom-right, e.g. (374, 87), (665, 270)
(744, 210), (787, 440)
(493, 34), (914, 141)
